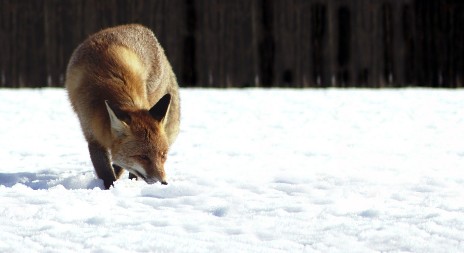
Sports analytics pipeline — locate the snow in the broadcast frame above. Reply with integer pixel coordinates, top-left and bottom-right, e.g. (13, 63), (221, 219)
(1, 88), (464, 252)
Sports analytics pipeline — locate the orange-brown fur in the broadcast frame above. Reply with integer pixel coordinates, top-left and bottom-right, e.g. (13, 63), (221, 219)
(65, 24), (180, 189)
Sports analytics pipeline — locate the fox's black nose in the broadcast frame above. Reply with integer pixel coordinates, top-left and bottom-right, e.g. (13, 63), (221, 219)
(161, 181), (168, 185)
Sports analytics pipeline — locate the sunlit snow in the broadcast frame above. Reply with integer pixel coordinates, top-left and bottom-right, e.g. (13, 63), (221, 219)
(1, 88), (463, 252)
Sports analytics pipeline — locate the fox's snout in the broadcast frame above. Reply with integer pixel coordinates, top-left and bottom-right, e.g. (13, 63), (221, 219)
(144, 177), (168, 185)
(126, 164), (167, 186)
(142, 165), (168, 185)
(115, 150), (169, 186)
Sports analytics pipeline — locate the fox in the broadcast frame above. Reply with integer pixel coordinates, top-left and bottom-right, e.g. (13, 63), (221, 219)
(65, 24), (180, 189)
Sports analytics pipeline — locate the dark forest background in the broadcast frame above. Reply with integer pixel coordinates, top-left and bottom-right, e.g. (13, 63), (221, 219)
(1, 0), (463, 88)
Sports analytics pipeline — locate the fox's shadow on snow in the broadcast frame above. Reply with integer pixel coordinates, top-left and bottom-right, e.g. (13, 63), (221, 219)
(0, 171), (103, 190)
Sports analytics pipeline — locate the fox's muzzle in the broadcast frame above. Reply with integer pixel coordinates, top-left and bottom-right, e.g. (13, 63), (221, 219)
(144, 177), (168, 185)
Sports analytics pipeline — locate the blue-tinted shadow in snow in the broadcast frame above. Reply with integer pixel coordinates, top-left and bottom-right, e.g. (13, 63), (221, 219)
(0, 170), (103, 190)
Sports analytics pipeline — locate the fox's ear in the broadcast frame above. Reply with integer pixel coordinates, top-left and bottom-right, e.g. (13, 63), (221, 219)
(149, 94), (171, 123)
(105, 101), (127, 137)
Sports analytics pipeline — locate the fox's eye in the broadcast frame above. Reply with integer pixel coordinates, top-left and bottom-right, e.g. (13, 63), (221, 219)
(135, 155), (150, 161)
(160, 152), (167, 160)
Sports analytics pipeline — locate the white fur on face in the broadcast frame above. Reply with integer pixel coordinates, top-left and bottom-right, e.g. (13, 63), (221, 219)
(113, 156), (148, 179)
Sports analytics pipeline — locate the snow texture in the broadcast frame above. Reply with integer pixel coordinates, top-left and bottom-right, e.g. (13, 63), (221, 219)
(1, 88), (464, 252)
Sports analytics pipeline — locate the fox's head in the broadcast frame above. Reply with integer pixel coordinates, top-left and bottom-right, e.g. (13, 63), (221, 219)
(105, 94), (171, 185)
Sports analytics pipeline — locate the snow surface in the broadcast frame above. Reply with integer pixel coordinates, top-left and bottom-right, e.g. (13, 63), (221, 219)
(1, 88), (464, 253)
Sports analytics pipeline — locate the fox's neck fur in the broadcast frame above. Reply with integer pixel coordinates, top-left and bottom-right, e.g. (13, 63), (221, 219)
(83, 44), (150, 111)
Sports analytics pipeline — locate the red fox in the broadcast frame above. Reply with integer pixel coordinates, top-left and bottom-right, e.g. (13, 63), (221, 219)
(65, 24), (180, 189)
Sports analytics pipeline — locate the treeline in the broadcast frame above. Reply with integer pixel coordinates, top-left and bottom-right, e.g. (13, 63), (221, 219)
(1, 0), (463, 88)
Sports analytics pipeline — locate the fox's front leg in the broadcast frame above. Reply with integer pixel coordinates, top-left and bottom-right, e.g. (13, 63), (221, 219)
(88, 142), (116, 189)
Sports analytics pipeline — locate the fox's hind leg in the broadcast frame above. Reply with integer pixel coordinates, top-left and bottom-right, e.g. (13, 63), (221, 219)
(113, 165), (139, 182)
(128, 172), (138, 181)
(88, 141), (116, 189)
(113, 165), (138, 181)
